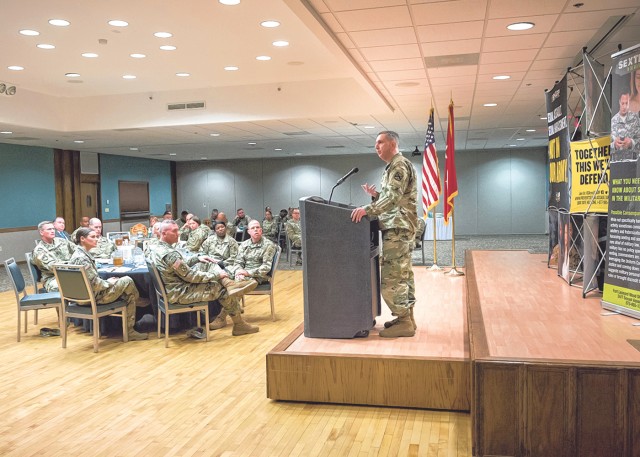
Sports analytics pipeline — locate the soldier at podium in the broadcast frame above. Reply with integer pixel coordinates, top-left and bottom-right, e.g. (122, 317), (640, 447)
(351, 131), (418, 338)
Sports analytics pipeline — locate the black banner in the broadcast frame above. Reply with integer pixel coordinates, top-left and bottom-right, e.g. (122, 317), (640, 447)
(546, 75), (571, 211)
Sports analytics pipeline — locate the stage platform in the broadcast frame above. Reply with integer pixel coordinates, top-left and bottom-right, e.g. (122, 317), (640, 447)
(266, 266), (470, 411)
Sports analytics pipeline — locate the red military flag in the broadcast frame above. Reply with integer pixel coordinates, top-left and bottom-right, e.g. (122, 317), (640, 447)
(444, 99), (458, 224)
(421, 108), (441, 215)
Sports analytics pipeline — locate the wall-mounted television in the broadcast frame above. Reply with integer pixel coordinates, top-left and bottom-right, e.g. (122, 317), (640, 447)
(118, 180), (150, 219)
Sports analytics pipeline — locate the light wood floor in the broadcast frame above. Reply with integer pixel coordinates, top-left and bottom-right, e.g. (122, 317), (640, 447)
(0, 270), (471, 457)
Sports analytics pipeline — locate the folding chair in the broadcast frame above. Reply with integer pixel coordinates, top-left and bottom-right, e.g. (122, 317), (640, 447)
(241, 246), (281, 321)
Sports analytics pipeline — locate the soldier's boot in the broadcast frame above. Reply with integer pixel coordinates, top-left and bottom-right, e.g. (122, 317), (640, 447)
(231, 314), (259, 336)
(410, 308), (417, 330)
(384, 310), (417, 330)
(379, 315), (415, 338)
(220, 277), (258, 298)
(209, 309), (228, 330)
(128, 323), (149, 341)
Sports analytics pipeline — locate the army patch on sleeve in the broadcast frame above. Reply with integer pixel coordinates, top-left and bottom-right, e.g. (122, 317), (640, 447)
(393, 171), (404, 182)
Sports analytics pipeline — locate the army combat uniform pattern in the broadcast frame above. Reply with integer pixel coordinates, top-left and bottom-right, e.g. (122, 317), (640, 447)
(364, 152), (418, 318)
(285, 219), (301, 248)
(200, 233), (238, 271)
(262, 219), (278, 243)
(68, 246), (139, 330)
(32, 238), (77, 292)
(186, 224), (211, 252)
(149, 240), (242, 314)
(89, 236), (116, 258)
(227, 237), (277, 284)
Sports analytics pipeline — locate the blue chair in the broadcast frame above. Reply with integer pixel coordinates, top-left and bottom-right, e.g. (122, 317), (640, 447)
(146, 261), (210, 348)
(53, 263), (128, 353)
(4, 257), (62, 342)
(25, 252), (47, 325)
(241, 246), (281, 321)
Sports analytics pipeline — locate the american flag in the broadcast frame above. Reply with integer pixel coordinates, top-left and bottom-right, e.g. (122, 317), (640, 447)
(421, 108), (441, 216)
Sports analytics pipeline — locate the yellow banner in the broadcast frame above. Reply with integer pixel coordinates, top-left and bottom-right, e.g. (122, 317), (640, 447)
(569, 136), (610, 213)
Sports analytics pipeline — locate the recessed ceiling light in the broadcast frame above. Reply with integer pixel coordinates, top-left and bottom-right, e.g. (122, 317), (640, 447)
(224, 66), (239, 71)
(248, 142), (257, 145)
(201, 157), (208, 160)
(169, 153), (177, 156)
(493, 75), (510, 80)
(509, 144), (517, 147)
(1, 131), (13, 134)
(130, 53), (146, 58)
(256, 55), (271, 61)
(364, 126), (375, 129)
(108, 20), (128, 27)
(8, 66), (24, 71)
(295, 153), (302, 156)
(219, 0), (240, 5)
(272, 40), (289, 47)
(65, 72), (80, 77)
(19, 29), (40, 36)
(210, 133), (220, 136)
(82, 52), (98, 58)
(37, 44), (55, 49)
(526, 129), (536, 132)
(154, 31), (173, 38)
(49, 19), (70, 27)
(130, 147), (138, 151)
(261, 20), (280, 28)
(540, 116), (547, 120)
(516, 138), (525, 141)
(122, 74), (136, 79)
(274, 148), (282, 151)
(160, 45), (176, 51)
(483, 103), (497, 107)
(74, 140), (84, 144)
(507, 22), (534, 31)
(176, 72), (190, 77)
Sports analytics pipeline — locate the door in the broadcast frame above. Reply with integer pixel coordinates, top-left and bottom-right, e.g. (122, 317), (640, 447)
(80, 182), (98, 219)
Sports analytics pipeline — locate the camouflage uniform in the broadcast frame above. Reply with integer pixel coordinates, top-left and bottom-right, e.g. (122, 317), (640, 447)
(68, 246), (139, 329)
(228, 237), (277, 284)
(143, 237), (161, 258)
(262, 219), (278, 243)
(89, 236), (116, 258)
(414, 217), (426, 248)
(200, 233), (238, 265)
(32, 238), (77, 291)
(611, 111), (640, 162)
(364, 152), (418, 317)
(186, 224), (211, 252)
(178, 224), (192, 242)
(232, 215), (250, 229)
(285, 219), (301, 248)
(149, 241), (242, 314)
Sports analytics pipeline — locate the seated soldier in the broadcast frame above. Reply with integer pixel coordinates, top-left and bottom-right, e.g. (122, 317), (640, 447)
(71, 216), (90, 243)
(200, 221), (239, 270)
(149, 220), (259, 335)
(285, 208), (302, 265)
(178, 213), (193, 241)
(32, 220), (77, 292)
(262, 209), (278, 244)
(144, 221), (163, 258)
(211, 220), (276, 330)
(185, 216), (210, 252)
(88, 218), (116, 258)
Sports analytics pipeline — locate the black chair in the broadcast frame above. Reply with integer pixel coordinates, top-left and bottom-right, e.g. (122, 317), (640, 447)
(4, 257), (61, 342)
(25, 252), (48, 325)
(241, 246), (281, 321)
(53, 264), (128, 353)
(146, 261), (210, 348)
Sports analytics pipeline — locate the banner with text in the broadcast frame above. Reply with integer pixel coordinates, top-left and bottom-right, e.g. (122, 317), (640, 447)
(547, 75), (571, 211)
(569, 136), (610, 213)
(602, 43), (640, 318)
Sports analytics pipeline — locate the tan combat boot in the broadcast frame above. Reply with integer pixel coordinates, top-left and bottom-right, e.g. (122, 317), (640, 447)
(128, 325), (149, 341)
(209, 309), (228, 330)
(230, 314), (259, 336)
(379, 315), (415, 338)
(384, 310), (417, 330)
(220, 277), (258, 298)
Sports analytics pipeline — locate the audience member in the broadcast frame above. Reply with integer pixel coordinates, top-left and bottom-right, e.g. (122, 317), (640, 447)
(53, 217), (71, 241)
(262, 210), (278, 243)
(178, 213), (194, 241)
(88, 218), (116, 258)
(285, 208), (302, 265)
(32, 221), (77, 292)
(185, 216), (211, 252)
(200, 221), (239, 271)
(71, 216), (90, 242)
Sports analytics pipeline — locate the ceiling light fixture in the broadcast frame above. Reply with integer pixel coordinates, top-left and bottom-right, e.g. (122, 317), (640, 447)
(526, 129), (536, 132)
(483, 103), (497, 107)
(82, 52), (98, 58)
(130, 53), (146, 58)
(224, 66), (239, 71)
(509, 144), (517, 147)
(540, 116), (547, 120)
(130, 147), (138, 151)
(507, 22), (534, 31)
(160, 45), (176, 51)
(19, 29), (40, 36)
(295, 153), (302, 156)
(169, 153), (177, 156)
(272, 40), (289, 47)
(176, 72), (190, 77)
(154, 31), (173, 38)
(74, 140), (84, 144)
(516, 138), (525, 141)
(248, 142), (257, 145)
(49, 19), (70, 27)
(219, 0), (241, 5)
(256, 55), (271, 61)
(8, 66), (24, 71)
(493, 75), (510, 80)
(261, 20), (280, 28)
(210, 133), (220, 136)
(364, 126), (375, 129)
(274, 148), (282, 151)
(122, 74), (136, 79)
(37, 44), (55, 49)
(1, 131), (13, 134)
(108, 20), (129, 27)
(65, 72), (80, 77)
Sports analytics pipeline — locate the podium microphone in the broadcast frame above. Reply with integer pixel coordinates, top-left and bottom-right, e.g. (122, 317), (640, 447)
(336, 167), (359, 185)
(329, 167), (359, 203)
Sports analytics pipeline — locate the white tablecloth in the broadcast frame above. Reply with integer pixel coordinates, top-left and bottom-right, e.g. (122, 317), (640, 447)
(424, 217), (452, 240)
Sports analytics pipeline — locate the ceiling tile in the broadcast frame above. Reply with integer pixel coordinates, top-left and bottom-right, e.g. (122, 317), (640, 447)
(359, 44), (421, 61)
(350, 27), (417, 47)
(545, 29), (600, 48)
(483, 34), (547, 52)
(334, 6), (411, 32)
(412, 0), (488, 25)
(324, 0), (406, 11)
(378, 69), (428, 81)
(485, 15), (557, 37)
(487, 0), (564, 18)
(416, 21), (484, 42)
(481, 49), (539, 64)
(421, 39), (481, 57)
(369, 58), (424, 72)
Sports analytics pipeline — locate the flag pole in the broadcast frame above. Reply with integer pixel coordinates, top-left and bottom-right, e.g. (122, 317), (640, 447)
(428, 210), (442, 271)
(445, 209), (464, 276)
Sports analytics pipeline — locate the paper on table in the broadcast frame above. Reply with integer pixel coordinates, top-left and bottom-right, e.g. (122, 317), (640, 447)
(113, 266), (132, 273)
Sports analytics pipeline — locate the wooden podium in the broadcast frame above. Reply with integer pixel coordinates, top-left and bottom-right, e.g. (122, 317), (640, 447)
(300, 196), (381, 338)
